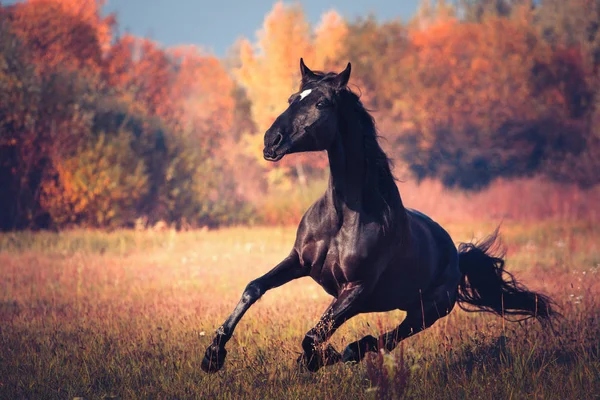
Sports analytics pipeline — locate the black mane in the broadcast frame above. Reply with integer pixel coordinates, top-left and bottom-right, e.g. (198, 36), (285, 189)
(301, 71), (404, 232)
(340, 89), (404, 231)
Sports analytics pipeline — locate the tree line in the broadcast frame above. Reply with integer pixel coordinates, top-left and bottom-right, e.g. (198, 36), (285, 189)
(0, 0), (598, 230)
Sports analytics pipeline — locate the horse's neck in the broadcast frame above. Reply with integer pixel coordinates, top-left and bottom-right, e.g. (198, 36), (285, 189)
(327, 127), (365, 212)
(326, 105), (406, 229)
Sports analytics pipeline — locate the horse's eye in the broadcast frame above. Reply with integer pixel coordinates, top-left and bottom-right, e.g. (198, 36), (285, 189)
(316, 100), (329, 109)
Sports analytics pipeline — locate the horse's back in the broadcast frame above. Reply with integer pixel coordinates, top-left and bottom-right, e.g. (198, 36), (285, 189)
(406, 209), (457, 265)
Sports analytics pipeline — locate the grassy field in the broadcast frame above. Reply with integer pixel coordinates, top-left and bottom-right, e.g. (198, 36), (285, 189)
(1, 221), (599, 399)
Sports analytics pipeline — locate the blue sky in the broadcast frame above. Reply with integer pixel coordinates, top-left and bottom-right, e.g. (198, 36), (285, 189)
(1, 0), (420, 56)
(100, 0), (420, 55)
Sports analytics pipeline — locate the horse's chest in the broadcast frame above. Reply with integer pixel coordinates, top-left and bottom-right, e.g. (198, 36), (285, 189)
(299, 234), (370, 297)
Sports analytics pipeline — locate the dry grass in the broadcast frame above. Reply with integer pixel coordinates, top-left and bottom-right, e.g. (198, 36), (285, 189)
(249, 176), (600, 226)
(1, 221), (599, 399)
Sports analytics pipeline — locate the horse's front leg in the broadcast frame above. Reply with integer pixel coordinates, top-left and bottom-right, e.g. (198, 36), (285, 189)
(299, 282), (366, 372)
(201, 251), (306, 373)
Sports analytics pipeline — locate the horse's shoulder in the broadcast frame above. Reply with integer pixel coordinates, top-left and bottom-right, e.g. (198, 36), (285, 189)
(294, 196), (334, 241)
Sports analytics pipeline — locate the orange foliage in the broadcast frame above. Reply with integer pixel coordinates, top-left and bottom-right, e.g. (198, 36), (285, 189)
(168, 46), (235, 141)
(5, 0), (114, 73)
(0, 0), (241, 229)
(1, 0), (598, 229)
(314, 10), (349, 71)
(103, 37), (235, 145)
(29, 0), (113, 50)
(114, 37), (173, 117)
(40, 132), (148, 227)
(102, 35), (136, 90)
(400, 13), (551, 149)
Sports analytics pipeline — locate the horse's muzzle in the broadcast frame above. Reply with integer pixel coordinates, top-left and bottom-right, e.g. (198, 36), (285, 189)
(263, 146), (286, 162)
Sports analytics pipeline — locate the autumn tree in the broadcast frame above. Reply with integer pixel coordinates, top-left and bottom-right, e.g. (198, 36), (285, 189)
(342, 16), (409, 135)
(40, 131), (148, 228)
(530, 0), (600, 186)
(101, 38), (244, 225)
(314, 10), (349, 71)
(0, 15), (42, 229)
(4, 0), (599, 230)
(236, 2), (313, 133)
(167, 46), (235, 143)
(1, 1), (115, 232)
(3, 0), (113, 74)
(457, 0), (528, 21)
(397, 7), (551, 188)
(1, 0), (247, 229)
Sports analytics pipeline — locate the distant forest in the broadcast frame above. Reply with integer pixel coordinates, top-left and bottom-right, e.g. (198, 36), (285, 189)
(1, 0), (599, 230)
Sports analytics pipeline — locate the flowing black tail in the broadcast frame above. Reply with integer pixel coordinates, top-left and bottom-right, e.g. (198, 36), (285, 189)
(456, 228), (557, 321)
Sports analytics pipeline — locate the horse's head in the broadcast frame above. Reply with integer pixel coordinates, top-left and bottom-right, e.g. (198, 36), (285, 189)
(263, 58), (351, 161)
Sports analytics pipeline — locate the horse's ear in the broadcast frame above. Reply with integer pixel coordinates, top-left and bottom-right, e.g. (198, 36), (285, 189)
(333, 62), (351, 88)
(300, 58), (317, 83)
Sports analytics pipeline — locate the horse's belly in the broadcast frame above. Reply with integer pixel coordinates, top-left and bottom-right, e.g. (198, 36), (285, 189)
(361, 261), (431, 311)
(364, 246), (461, 312)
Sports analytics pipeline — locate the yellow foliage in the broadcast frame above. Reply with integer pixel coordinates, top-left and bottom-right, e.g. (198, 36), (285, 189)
(41, 132), (148, 227)
(237, 2), (312, 133)
(314, 10), (348, 70)
(236, 2), (348, 134)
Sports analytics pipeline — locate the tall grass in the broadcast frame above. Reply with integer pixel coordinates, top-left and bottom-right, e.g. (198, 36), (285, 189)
(0, 222), (598, 399)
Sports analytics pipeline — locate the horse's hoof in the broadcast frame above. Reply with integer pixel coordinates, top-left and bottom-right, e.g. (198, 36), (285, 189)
(323, 343), (342, 365)
(342, 345), (360, 364)
(201, 345), (227, 373)
(297, 352), (321, 372)
(297, 344), (341, 372)
(343, 335), (378, 364)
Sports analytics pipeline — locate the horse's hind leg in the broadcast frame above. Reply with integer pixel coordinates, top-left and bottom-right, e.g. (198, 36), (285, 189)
(343, 298), (454, 364)
(299, 283), (366, 372)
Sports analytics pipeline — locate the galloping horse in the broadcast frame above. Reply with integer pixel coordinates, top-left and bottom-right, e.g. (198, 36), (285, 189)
(202, 60), (556, 373)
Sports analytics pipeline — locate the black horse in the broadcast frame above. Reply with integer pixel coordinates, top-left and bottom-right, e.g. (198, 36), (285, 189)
(201, 59), (556, 373)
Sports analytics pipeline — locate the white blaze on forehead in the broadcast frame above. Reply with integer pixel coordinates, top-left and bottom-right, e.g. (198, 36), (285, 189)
(299, 89), (312, 101)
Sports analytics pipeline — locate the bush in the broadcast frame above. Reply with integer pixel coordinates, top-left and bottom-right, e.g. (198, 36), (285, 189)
(159, 129), (255, 228)
(41, 131), (148, 228)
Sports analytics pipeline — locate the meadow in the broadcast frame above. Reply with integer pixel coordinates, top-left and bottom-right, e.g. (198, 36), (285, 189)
(1, 220), (599, 399)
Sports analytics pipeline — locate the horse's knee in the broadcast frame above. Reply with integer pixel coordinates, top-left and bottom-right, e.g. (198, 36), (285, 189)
(241, 281), (262, 305)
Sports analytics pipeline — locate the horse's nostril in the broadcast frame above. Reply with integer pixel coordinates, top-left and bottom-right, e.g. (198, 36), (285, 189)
(273, 133), (283, 146)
